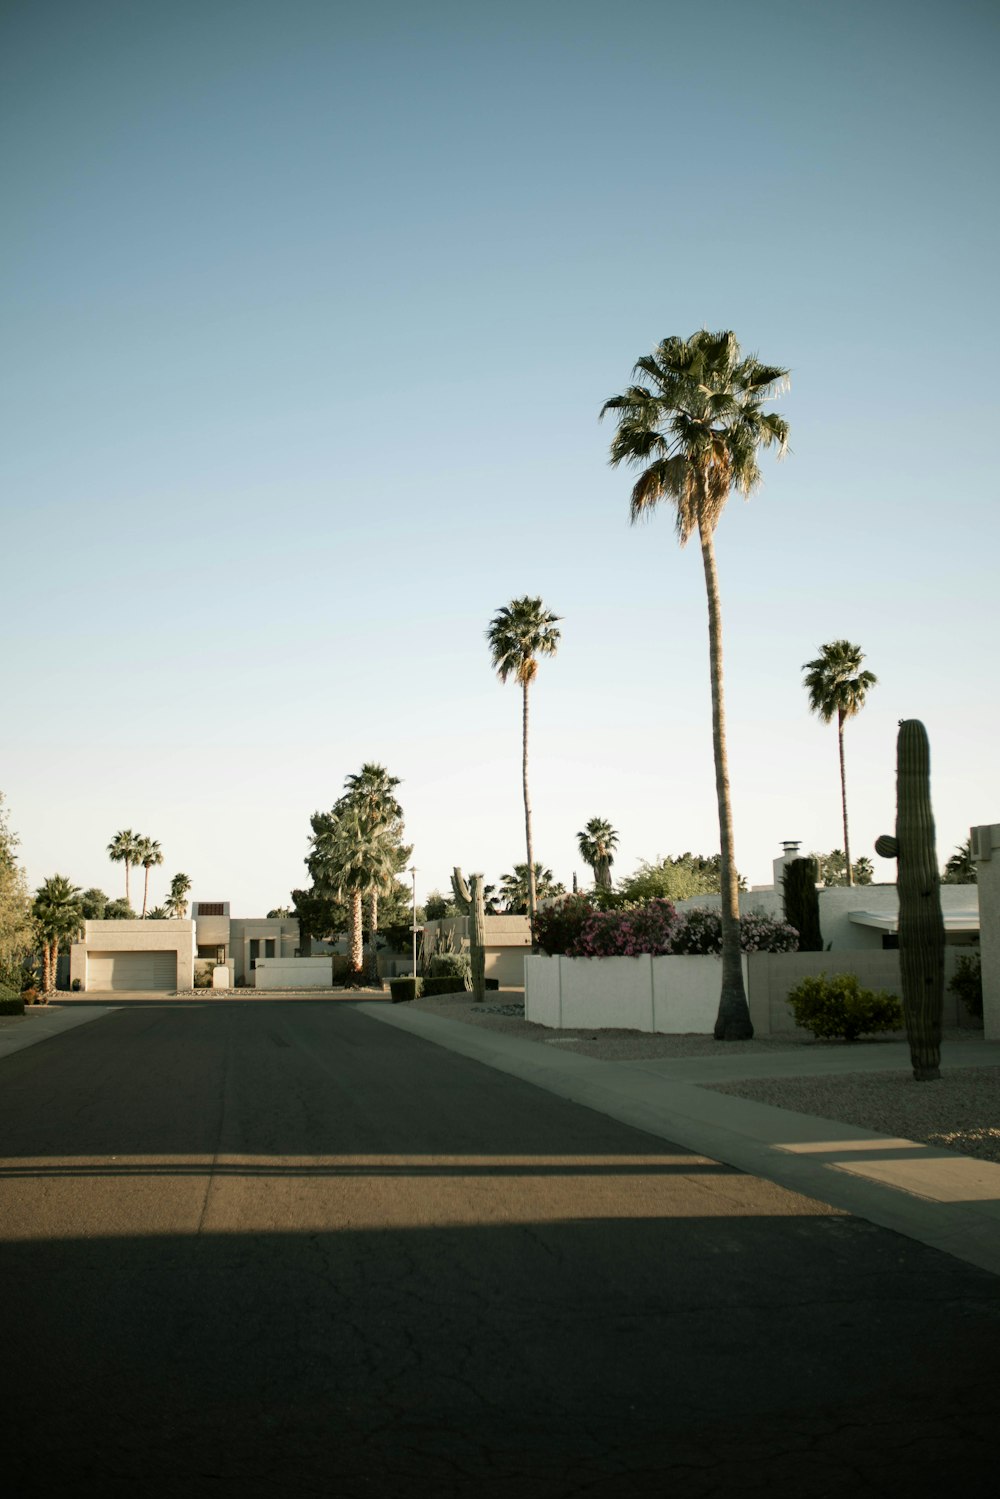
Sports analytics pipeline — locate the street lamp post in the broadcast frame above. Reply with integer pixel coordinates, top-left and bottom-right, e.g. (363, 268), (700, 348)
(410, 866), (418, 980)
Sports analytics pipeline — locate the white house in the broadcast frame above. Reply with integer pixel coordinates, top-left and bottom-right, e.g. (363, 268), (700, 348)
(69, 901), (299, 993)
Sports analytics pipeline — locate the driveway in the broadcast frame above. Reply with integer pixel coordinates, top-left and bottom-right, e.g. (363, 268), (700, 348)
(1, 1001), (997, 1496)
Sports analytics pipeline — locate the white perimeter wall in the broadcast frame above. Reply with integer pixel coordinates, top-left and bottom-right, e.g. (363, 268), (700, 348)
(525, 955), (748, 1034)
(252, 958), (332, 989)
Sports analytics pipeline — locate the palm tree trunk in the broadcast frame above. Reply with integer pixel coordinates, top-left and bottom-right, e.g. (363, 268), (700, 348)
(348, 891), (363, 973)
(41, 941), (51, 995)
(366, 890), (379, 983)
(838, 711), (852, 886)
(700, 524), (753, 1040)
(522, 678), (537, 928)
(142, 866), (150, 918)
(124, 860), (131, 906)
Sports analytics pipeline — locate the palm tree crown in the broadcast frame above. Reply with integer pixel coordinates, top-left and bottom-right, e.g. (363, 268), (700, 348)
(577, 818), (619, 890)
(32, 875), (85, 993)
(802, 641), (877, 727)
(601, 330), (789, 1041)
(486, 597), (561, 686)
(164, 872), (192, 918)
(600, 329), (789, 542)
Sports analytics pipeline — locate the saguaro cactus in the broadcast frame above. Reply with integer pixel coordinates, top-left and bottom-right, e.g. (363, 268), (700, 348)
(781, 857), (823, 951)
(451, 867), (486, 1002)
(875, 720), (945, 1080)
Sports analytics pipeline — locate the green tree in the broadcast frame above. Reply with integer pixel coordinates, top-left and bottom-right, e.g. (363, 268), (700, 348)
(809, 849), (875, 887)
(267, 906), (294, 918)
(80, 888), (109, 920)
(290, 886), (348, 956)
(617, 853), (744, 904)
(133, 837), (164, 918)
(103, 898), (136, 920)
(577, 818), (618, 891)
(32, 875), (85, 994)
(342, 763), (410, 981)
(106, 829), (140, 908)
(0, 794), (34, 992)
(487, 597), (561, 926)
(498, 863), (565, 915)
(942, 838), (976, 885)
(602, 330), (789, 1039)
(424, 889), (457, 920)
(803, 641), (877, 888)
(164, 872), (192, 918)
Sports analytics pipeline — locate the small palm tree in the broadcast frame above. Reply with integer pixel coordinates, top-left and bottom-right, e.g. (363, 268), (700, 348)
(803, 641), (877, 888)
(32, 875), (85, 993)
(164, 872), (192, 918)
(943, 838), (976, 885)
(106, 829), (140, 907)
(577, 818), (619, 890)
(487, 597), (561, 926)
(498, 863), (565, 915)
(134, 836), (164, 918)
(601, 330), (789, 1039)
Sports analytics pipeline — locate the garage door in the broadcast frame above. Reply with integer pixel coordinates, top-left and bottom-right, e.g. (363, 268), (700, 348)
(87, 951), (177, 991)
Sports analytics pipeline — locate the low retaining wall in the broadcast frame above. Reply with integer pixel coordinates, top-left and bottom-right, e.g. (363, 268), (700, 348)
(252, 958), (332, 990)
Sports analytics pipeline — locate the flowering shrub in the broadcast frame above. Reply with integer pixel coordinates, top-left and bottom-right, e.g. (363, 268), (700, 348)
(573, 899), (678, 957)
(534, 898), (798, 958)
(532, 894), (594, 956)
(668, 906), (799, 955)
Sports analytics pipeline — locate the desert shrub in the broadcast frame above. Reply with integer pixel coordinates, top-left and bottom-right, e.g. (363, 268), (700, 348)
(948, 953), (983, 1020)
(331, 955), (352, 982)
(667, 907), (799, 956)
(71, 978), (82, 991)
(427, 951), (471, 981)
(532, 894), (594, 956)
(787, 973), (902, 1042)
(422, 975), (470, 996)
(389, 977), (422, 1003)
(573, 899), (678, 957)
(22, 988), (40, 1005)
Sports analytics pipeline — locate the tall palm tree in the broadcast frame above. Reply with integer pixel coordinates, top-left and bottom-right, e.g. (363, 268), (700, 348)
(486, 597), (561, 926)
(134, 836), (164, 918)
(164, 872), (192, 918)
(601, 330), (789, 1040)
(106, 829), (140, 907)
(343, 764), (410, 982)
(309, 801), (410, 983)
(32, 875), (85, 994)
(577, 817), (619, 890)
(802, 641), (877, 888)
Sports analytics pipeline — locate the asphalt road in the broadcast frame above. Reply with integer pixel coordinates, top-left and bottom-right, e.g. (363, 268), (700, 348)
(1, 1002), (998, 1497)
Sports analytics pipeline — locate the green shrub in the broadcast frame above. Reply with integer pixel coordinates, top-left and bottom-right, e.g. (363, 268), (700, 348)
(0, 985), (25, 1014)
(948, 953), (983, 1020)
(422, 975), (470, 996)
(427, 952), (471, 981)
(787, 972), (903, 1042)
(389, 977), (422, 1003)
(331, 955), (351, 982)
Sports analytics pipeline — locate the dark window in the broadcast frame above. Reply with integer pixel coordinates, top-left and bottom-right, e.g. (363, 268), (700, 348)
(265, 939), (276, 958)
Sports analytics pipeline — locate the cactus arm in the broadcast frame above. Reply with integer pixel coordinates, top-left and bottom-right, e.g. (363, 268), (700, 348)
(451, 868), (472, 914)
(452, 867), (486, 1002)
(874, 835), (899, 858)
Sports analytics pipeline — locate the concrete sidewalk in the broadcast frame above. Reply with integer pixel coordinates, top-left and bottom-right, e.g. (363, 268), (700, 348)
(359, 1002), (1000, 1280)
(0, 1004), (116, 1060)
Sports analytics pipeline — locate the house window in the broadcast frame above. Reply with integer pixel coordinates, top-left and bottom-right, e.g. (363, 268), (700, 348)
(265, 939), (276, 958)
(249, 938), (260, 971)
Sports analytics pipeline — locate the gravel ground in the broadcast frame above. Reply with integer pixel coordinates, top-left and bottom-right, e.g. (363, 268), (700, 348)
(408, 994), (999, 1163)
(706, 1068), (1000, 1164)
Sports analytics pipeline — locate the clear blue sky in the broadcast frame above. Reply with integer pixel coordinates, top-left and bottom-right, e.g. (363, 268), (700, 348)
(3, 0), (997, 913)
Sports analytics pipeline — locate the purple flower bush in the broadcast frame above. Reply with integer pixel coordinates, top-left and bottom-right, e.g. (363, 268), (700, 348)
(533, 897), (798, 958)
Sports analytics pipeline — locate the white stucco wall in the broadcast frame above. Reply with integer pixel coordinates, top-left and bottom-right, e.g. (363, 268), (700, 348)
(252, 957), (332, 990)
(525, 954), (748, 1034)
